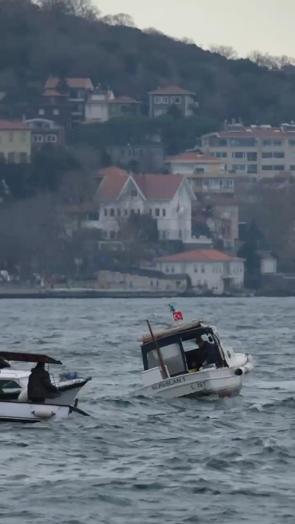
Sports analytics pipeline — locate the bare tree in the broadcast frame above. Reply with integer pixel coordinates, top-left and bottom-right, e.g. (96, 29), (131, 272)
(209, 45), (238, 60)
(101, 13), (135, 27)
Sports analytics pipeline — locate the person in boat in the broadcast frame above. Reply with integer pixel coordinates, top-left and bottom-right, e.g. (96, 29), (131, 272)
(195, 335), (223, 369)
(27, 362), (59, 403)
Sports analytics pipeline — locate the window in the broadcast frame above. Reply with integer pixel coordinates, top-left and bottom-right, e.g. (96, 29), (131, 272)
(33, 134), (44, 143)
(201, 265), (205, 273)
(19, 153), (28, 163)
(149, 208), (152, 216)
(247, 152), (257, 161)
(7, 152), (15, 163)
(130, 189), (137, 197)
(9, 132), (13, 142)
(247, 164), (257, 174)
(290, 165), (295, 171)
(109, 231), (116, 239)
(273, 152), (284, 158)
(289, 139), (295, 146)
(174, 97), (181, 104)
(162, 208), (166, 217)
(262, 165), (273, 170)
(273, 165), (285, 171)
(215, 151), (227, 158)
(194, 167), (205, 173)
(262, 152), (273, 158)
(232, 152), (244, 158)
(38, 109), (45, 116)
(117, 209), (121, 217)
(273, 140), (282, 146)
(124, 209), (128, 216)
(104, 208), (108, 216)
(155, 208), (160, 217)
(53, 109), (60, 116)
(110, 208), (115, 216)
(165, 266), (170, 272)
(46, 134), (57, 143)
(194, 265), (198, 273)
(262, 139), (272, 146)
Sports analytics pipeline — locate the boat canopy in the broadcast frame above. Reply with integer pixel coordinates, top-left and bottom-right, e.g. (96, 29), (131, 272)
(141, 321), (214, 352)
(0, 351), (62, 365)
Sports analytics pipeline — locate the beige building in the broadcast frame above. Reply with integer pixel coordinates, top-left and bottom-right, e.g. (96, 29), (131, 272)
(201, 123), (295, 177)
(154, 249), (244, 295)
(0, 120), (31, 163)
(165, 151), (234, 195)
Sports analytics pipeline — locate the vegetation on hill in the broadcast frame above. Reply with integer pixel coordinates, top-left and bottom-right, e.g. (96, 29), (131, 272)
(1, 0), (295, 125)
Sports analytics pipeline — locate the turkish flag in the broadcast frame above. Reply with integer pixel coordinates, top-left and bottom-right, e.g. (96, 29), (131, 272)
(173, 310), (183, 321)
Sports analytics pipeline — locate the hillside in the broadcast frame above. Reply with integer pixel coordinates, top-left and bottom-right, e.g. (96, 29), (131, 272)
(1, 0), (295, 125)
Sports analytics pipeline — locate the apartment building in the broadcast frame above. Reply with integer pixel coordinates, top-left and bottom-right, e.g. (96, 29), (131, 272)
(201, 123), (295, 177)
(165, 151), (234, 194)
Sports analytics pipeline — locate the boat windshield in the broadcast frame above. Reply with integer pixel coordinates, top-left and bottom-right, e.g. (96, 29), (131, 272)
(147, 343), (186, 377)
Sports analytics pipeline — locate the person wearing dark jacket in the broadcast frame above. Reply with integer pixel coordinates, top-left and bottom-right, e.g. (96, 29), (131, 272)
(27, 362), (59, 403)
(196, 336), (223, 368)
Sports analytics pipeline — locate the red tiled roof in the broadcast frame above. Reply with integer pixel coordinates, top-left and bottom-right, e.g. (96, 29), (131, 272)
(97, 167), (129, 200)
(149, 85), (195, 95)
(45, 76), (94, 90)
(0, 120), (28, 130)
(109, 96), (140, 104)
(134, 174), (184, 200)
(157, 249), (240, 263)
(166, 152), (222, 164)
(43, 89), (65, 97)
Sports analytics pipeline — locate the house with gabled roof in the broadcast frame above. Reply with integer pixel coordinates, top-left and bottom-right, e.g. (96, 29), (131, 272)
(154, 249), (244, 294)
(84, 166), (195, 241)
(38, 76), (94, 124)
(148, 85), (198, 118)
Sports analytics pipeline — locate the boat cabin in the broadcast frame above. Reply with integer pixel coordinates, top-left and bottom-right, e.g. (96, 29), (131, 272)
(141, 321), (226, 380)
(0, 351), (61, 401)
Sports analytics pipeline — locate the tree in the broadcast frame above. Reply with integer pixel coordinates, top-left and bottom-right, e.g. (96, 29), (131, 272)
(100, 13), (135, 27)
(209, 45), (238, 60)
(36, 0), (99, 19)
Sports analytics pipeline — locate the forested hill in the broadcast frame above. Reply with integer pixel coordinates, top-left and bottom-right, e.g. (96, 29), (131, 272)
(1, 0), (295, 124)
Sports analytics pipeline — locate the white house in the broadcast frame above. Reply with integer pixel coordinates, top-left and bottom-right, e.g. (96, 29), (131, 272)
(82, 166), (195, 241)
(85, 88), (114, 122)
(154, 249), (244, 294)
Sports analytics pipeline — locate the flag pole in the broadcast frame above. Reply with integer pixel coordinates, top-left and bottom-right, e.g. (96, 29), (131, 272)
(146, 320), (168, 379)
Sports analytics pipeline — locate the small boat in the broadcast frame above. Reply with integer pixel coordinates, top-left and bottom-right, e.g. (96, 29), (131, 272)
(0, 351), (91, 422)
(140, 320), (253, 399)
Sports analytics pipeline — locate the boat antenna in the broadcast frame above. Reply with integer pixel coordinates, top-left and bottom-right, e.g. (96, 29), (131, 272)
(146, 320), (168, 379)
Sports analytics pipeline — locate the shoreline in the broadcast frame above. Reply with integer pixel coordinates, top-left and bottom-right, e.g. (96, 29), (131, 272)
(0, 287), (292, 298)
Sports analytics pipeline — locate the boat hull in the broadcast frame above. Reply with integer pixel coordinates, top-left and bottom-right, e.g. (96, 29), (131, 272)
(140, 367), (244, 400)
(0, 400), (71, 423)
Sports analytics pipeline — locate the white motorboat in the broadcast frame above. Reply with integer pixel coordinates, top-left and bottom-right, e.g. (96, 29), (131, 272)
(0, 351), (91, 422)
(140, 320), (253, 399)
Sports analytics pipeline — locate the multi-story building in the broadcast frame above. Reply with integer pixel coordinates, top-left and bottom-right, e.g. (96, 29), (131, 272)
(201, 123), (295, 177)
(148, 85), (198, 118)
(154, 249), (244, 294)
(80, 166), (195, 242)
(165, 151), (234, 195)
(24, 118), (65, 149)
(0, 120), (31, 163)
(38, 77), (94, 125)
(85, 88), (114, 122)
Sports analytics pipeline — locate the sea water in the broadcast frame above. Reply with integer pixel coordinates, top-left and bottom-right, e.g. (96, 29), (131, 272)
(0, 297), (294, 524)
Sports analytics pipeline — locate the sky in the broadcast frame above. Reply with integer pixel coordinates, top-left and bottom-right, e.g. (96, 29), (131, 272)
(96, 0), (295, 58)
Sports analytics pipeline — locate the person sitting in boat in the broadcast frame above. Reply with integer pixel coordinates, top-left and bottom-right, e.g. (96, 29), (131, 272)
(196, 335), (223, 369)
(27, 362), (59, 403)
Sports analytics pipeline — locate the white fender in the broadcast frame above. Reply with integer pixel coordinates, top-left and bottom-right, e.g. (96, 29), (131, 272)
(31, 408), (56, 419)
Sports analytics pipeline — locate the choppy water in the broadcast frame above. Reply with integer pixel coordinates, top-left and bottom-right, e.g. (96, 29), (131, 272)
(0, 297), (294, 524)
